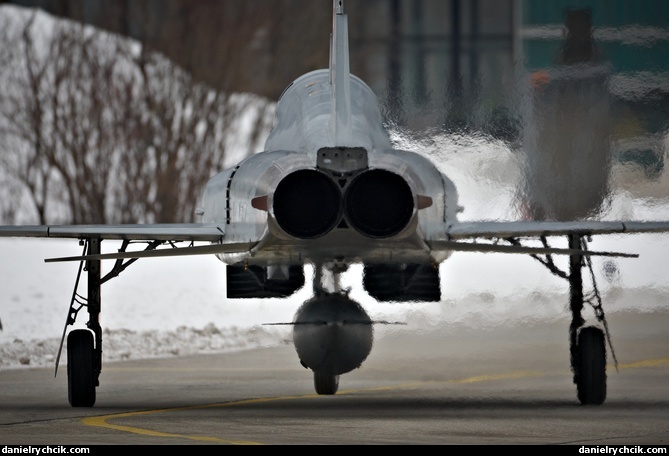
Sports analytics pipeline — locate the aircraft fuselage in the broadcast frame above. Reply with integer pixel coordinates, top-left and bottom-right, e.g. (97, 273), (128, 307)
(200, 69), (460, 267)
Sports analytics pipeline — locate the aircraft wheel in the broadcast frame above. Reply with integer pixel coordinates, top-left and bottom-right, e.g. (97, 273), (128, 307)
(314, 372), (339, 395)
(575, 327), (606, 405)
(67, 329), (96, 407)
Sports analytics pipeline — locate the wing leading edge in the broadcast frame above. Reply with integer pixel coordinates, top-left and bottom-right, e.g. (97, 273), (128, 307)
(0, 223), (225, 241)
(0, 223), (257, 262)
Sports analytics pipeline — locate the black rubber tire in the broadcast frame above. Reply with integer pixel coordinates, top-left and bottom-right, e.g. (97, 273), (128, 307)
(314, 372), (339, 395)
(575, 327), (607, 405)
(67, 329), (96, 407)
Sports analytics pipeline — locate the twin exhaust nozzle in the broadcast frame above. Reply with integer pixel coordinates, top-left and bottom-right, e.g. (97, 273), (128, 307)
(272, 168), (415, 239)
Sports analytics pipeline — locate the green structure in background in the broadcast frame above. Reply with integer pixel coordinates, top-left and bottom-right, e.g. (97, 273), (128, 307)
(523, 0), (669, 74)
(521, 0), (669, 184)
(522, 0), (669, 130)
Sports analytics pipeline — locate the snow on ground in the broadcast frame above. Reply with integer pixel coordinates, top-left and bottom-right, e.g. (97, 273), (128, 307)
(0, 239), (297, 369)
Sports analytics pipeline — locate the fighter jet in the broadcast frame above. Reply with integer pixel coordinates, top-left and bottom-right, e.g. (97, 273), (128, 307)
(2, 0), (669, 407)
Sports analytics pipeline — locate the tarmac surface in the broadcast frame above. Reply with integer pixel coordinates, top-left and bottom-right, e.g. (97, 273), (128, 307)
(0, 310), (668, 445)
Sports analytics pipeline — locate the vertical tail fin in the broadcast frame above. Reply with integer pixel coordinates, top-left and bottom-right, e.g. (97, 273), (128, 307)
(330, 0), (353, 145)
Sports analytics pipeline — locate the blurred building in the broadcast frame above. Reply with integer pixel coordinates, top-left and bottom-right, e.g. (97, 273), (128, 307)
(354, 0), (518, 135)
(4, 0), (518, 135)
(4, 0), (667, 128)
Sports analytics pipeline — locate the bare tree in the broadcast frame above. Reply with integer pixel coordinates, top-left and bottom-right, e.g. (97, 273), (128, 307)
(0, 8), (273, 224)
(0, 13), (61, 224)
(119, 48), (273, 223)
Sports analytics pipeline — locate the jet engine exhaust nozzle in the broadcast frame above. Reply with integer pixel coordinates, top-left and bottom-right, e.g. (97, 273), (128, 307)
(344, 169), (414, 238)
(273, 169), (343, 239)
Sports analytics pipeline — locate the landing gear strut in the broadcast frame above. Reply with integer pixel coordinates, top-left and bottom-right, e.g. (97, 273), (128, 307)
(513, 233), (614, 405)
(59, 238), (102, 407)
(55, 238), (162, 407)
(568, 234), (607, 405)
(311, 262), (346, 398)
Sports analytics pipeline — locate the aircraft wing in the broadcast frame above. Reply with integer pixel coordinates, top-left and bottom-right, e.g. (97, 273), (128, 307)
(0, 223), (225, 241)
(426, 220), (669, 258)
(0, 223), (257, 262)
(445, 220), (669, 239)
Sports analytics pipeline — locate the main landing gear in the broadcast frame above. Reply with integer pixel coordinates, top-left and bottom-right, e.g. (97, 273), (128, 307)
(56, 238), (161, 407)
(56, 238), (102, 407)
(567, 234), (610, 405)
(516, 233), (614, 405)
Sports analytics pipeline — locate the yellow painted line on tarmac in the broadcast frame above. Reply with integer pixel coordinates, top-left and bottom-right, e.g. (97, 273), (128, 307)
(82, 357), (669, 444)
(616, 358), (669, 369)
(453, 370), (545, 384)
(82, 396), (310, 445)
(83, 412), (249, 444)
(335, 370), (546, 394)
